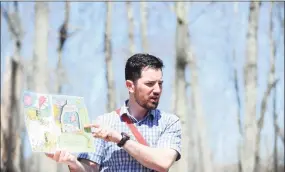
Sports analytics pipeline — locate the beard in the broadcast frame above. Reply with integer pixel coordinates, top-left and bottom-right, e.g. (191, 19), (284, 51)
(134, 90), (160, 110)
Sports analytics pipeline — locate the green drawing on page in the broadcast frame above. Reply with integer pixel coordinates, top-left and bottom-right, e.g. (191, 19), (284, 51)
(23, 90), (95, 153)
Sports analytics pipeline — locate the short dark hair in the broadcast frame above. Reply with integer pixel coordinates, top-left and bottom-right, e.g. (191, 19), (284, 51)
(125, 53), (164, 82)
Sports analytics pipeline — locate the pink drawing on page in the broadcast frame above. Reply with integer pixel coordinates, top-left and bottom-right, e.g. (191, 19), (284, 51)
(24, 95), (33, 107)
(38, 96), (49, 109)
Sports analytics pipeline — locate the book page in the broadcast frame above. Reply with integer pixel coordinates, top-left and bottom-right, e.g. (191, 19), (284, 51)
(51, 94), (94, 152)
(23, 91), (58, 152)
(23, 91), (95, 153)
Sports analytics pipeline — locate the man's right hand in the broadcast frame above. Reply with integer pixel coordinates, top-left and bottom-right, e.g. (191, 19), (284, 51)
(45, 150), (78, 169)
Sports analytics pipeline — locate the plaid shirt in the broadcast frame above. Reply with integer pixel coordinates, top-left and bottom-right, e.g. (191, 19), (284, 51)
(78, 100), (181, 172)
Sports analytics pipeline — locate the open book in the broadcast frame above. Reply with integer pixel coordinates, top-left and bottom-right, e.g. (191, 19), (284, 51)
(23, 91), (95, 153)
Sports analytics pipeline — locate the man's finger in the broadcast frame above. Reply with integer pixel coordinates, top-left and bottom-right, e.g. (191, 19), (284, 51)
(58, 150), (68, 163)
(54, 150), (61, 162)
(45, 153), (54, 158)
(92, 127), (102, 137)
(84, 124), (100, 128)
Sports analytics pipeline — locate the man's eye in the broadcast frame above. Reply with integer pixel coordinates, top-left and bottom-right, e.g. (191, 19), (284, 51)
(146, 83), (154, 86)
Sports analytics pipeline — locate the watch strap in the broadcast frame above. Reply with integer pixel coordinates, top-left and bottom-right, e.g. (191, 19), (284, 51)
(117, 132), (130, 147)
(115, 108), (149, 146)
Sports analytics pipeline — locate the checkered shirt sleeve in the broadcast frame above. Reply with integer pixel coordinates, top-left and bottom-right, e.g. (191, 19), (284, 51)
(77, 138), (105, 165)
(155, 115), (181, 160)
(77, 115), (106, 165)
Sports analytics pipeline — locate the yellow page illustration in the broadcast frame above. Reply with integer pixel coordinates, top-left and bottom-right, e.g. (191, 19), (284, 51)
(23, 91), (94, 153)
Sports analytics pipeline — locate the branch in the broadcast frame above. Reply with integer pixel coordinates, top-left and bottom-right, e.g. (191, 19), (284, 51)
(164, 1), (216, 26)
(258, 79), (279, 128)
(189, 2), (216, 26)
(1, 3), (22, 42)
(164, 2), (187, 25)
(58, 1), (70, 52)
(276, 125), (284, 145)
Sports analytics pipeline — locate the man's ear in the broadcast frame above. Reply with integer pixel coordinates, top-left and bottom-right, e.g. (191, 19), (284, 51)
(126, 80), (135, 93)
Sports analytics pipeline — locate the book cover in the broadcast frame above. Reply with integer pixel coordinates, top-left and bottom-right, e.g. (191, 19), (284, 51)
(23, 91), (94, 153)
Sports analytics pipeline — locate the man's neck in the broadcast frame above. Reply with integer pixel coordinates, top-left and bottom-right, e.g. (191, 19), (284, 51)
(127, 99), (148, 121)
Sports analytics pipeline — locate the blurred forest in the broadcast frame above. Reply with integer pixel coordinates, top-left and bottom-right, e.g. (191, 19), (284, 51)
(1, 1), (284, 172)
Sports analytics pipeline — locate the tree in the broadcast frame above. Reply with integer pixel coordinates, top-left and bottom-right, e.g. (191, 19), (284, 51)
(186, 10), (214, 172)
(231, 2), (243, 172)
(104, 1), (116, 112)
(29, 2), (58, 172)
(126, 1), (135, 56)
(172, 2), (190, 171)
(56, 2), (71, 171)
(241, 2), (261, 172)
(55, 1), (70, 94)
(140, 1), (148, 53)
(254, 1), (280, 172)
(171, 2), (214, 172)
(1, 2), (25, 172)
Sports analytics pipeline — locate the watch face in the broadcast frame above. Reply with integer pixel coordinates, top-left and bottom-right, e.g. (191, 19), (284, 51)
(122, 132), (130, 138)
(117, 132), (131, 147)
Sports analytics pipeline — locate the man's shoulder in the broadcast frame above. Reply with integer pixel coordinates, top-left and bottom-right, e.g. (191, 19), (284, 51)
(95, 110), (118, 122)
(155, 109), (180, 122)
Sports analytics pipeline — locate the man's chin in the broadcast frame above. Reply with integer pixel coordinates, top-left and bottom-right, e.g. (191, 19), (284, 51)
(147, 102), (159, 110)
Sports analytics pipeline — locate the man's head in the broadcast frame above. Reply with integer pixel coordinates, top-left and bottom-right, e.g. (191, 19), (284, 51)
(125, 53), (164, 110)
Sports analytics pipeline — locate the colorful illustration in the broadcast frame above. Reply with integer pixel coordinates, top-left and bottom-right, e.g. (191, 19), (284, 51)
(23, 91), (95, 153)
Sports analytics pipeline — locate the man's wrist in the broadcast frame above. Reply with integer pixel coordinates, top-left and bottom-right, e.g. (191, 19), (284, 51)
(117, 132), (130, 147)
(68, 160), (81, 171)
(113, 132), (123, 143)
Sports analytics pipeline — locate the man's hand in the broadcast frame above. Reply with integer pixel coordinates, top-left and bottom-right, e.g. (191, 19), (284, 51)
(84, 124), (122, 143)
(45, 150), (77, 169)
(45, 150), (99, 172)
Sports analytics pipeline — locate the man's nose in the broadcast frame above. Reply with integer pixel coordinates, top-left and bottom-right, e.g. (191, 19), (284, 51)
(153, 83), (161, 94)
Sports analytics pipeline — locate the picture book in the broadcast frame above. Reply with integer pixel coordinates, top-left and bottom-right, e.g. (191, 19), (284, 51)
(22, 90), (95, 153)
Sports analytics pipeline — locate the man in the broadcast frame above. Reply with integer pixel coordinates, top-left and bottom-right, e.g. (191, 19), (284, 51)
(46, 53), (181, 172)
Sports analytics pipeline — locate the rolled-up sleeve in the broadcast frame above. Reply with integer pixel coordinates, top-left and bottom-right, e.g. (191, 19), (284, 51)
(156, 116), (181, 161)
(77, 137), (105, 165)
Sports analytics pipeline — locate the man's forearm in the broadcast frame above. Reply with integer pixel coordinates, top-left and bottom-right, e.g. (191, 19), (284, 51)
(68, 160), (99, 172)
(122, 140), (176, 172)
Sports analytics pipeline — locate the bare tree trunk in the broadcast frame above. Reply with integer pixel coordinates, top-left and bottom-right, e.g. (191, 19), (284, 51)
(171, 3), (214, 172)
(188, 89), (200, 172)
(126, 1), (135, 56)
(255, 2), (279, 172)
(55, 5), (71, 171)
(242, 2), (261, 172)
(140, 1), (148, 53)
(187, 21), (214, 172)
(105, 1), (116, 112)
(234, 43), (243, 172)
(232, 2), (243, 172)
(268, 2), (278, 172)
(277, 125), (284, 145)
(171, 2), (190, 171)
(55, 12), (70, 172)
(273, 74), (278, 172)
(30, 2), (58, 172)
(1, 2), (24, 172)
(55, 1), (70, 94)
(185, 3), (214, 172)
(275, 1), (284, 148)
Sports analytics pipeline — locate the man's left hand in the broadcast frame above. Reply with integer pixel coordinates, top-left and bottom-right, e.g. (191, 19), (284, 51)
(84, 124), (122, 143)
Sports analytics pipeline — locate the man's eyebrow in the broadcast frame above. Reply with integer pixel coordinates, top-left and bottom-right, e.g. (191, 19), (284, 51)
(145, 80), (163, 82)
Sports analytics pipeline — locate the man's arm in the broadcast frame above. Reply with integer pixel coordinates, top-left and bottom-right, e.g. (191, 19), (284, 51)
(68, 159), (99, 172)
(45, 151), (99, 172)
(86, 114), (181, 172)
(123, 141), (178, 172)
(122, 116), (181, 172)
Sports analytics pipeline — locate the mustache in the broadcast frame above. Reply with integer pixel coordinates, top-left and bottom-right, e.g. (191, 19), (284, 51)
(149, 96), (159, 99)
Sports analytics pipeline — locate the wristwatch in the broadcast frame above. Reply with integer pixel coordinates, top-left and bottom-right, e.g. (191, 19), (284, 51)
(117, 132), (130, 147)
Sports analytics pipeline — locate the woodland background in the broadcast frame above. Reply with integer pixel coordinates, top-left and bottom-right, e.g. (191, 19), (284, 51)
(1, 1), (284, 172)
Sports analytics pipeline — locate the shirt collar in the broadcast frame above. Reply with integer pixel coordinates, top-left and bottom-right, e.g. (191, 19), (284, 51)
(118, 100), (156, 119)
